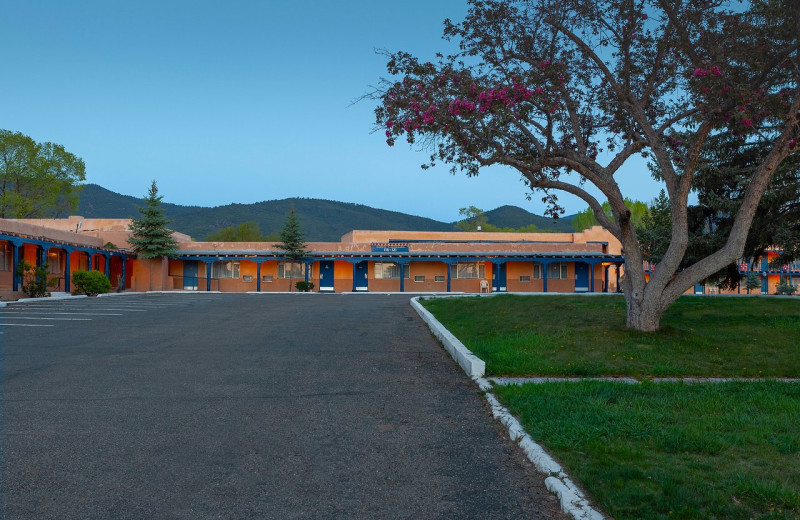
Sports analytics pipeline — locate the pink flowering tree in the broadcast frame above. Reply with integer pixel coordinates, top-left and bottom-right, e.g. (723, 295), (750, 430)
(374, 0), (800, 331)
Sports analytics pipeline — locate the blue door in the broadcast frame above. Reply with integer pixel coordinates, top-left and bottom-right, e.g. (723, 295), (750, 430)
(355, 261), (369, 291)
(184, 261), (198, 290)
(492, 262), (507, 292)
(574, 262), (589, 292)
(694, 283), (705, 294)
(319, 261), (335, 292)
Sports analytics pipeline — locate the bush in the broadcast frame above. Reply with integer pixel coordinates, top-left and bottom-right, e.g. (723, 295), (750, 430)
(776, 282), (798, 296)
(295, 280), (315, 292)
(72, 270), (112, 296)
(16, 259), (58, 298)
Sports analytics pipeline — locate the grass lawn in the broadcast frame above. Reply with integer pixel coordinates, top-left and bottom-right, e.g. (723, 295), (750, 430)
(495, 381), (800, 520)
(421, 295), (800, 377)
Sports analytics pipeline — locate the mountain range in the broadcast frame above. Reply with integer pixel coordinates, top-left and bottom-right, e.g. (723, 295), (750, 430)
(76, 184), (575, 241)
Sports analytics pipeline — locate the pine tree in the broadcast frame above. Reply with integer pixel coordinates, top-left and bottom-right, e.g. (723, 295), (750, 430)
(275, 208), (308, 291)
(128, 181), (179, 259)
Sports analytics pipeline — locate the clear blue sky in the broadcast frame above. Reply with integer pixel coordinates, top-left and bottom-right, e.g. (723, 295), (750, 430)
(1, 0), (660, 222)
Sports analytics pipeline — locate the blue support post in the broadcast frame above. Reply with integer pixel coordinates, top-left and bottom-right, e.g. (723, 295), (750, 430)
(352, 262), (357, 292)
(590, 263), (595, 293)
(257, 262), (262, 292)
(206, 262), (212, 292)
(399, 262), (406, 292)
(542, 262), (548, 293)
(64, 250), (71, 292)
(11, 243), (19, 292)
(104, 254), (111, 277)
(121, 257), (127, 291)
(87, 252), (92, 271)
(41, 247), (48, 268)
(493, 262), (500, 293)
(616, 264), (621, 292)
(304, 261), (310, 283)
(446, 262), (451, 292)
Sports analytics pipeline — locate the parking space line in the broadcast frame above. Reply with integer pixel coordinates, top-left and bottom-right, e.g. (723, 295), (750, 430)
(0, 323), (54, 327)
(0, 312), (122, 316)
(0, 317), (91, 321)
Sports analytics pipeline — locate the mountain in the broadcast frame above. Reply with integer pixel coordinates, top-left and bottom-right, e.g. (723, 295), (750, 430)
(77, 184), (576, 241)
(484, 205), (575, 232)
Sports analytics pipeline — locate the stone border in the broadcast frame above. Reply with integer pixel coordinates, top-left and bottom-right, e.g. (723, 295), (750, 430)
(491, 376), (800, 385)
(410, 296), (605, 520)
(410, 297), (485, 379)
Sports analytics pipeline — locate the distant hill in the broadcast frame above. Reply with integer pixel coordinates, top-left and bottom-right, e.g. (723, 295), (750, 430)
(484, 205), (575, 232)
(77, 184), (576, 241)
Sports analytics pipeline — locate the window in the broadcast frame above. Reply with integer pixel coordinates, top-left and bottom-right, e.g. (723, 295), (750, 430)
(519, 275), (531, 282)
(47, 250), (62, 274)
(548, 262), (568, 279)
(0, 242), (11, 271)
(76, 253), (88, 271)
(533, 262), (567, 279)
(212, 260), (240, 279)
(414, 275), (425, 282)
(278, 261), (304, 279)
(242, 275), (253, 282)
(434, 275), (446, 282)
(262, 275), (274, 282)
(374, 262), (409, 279)
(453, 262), (485, 279)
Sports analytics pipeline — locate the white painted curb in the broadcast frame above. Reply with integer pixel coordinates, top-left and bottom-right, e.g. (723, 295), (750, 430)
(410, 295), (606, 520)
(5, 294), (88, 305)
(410, 297), (485, 379)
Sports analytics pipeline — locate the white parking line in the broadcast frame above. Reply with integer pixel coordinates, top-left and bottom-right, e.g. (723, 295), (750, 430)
(0, 323), (54, 327)
(0, 317), (91, 321)
(0, 312), (122, 316)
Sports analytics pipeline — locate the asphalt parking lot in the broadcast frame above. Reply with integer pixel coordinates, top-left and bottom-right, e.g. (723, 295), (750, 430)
(1, 294), (564, 520)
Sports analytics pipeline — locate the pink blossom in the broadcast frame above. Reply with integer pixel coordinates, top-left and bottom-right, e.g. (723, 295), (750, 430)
(742, 119), (753, 127)
(386, 121), (394, 128)
(538, 59), (551, 68)
(710, 65), (722, 77)
(693, 68), (709, 77)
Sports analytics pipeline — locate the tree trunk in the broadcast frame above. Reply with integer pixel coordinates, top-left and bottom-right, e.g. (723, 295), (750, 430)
(624, 294), (665, 332)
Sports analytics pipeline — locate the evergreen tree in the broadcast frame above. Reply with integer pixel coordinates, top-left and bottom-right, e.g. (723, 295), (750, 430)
(745, 273), (761, 295)
(128, 181), (178, 259)
(275, 208), (308, 291)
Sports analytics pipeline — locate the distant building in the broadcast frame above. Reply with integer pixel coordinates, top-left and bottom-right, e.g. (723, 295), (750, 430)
(1, 216), (795, 298)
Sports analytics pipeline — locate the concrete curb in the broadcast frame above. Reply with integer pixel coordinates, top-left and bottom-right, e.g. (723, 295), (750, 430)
(410, 296), (605, 520)
(491, 376), (800, 385)
(409, 297), (485, 379)
(4, 294), (88, 305)
(482, 384), (605, 520)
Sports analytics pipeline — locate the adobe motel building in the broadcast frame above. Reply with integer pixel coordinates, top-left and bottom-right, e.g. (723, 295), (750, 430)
(0, 216), (631, 299)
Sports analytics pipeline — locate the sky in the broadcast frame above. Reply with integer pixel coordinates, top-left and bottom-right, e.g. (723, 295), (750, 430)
(1, 0), (662, 222)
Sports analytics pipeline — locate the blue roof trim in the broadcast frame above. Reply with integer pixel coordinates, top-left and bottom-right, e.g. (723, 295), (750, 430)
(0, 232), (135, 258)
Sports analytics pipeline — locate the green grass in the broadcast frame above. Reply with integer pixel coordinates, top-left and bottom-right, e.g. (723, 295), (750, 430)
(494, 381), (800, 520)
(421, 295), (800, 377)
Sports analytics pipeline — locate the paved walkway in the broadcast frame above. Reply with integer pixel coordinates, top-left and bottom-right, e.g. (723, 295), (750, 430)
(1, 294), (564, 520)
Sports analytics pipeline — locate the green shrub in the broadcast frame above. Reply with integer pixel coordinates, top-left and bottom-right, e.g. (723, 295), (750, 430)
(776, 282), (798, 296)
(72, 270), (112, 296)
(745, 273), (761, 293)
(16, 259), (58, 298)
(295, 280), (315, 292)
